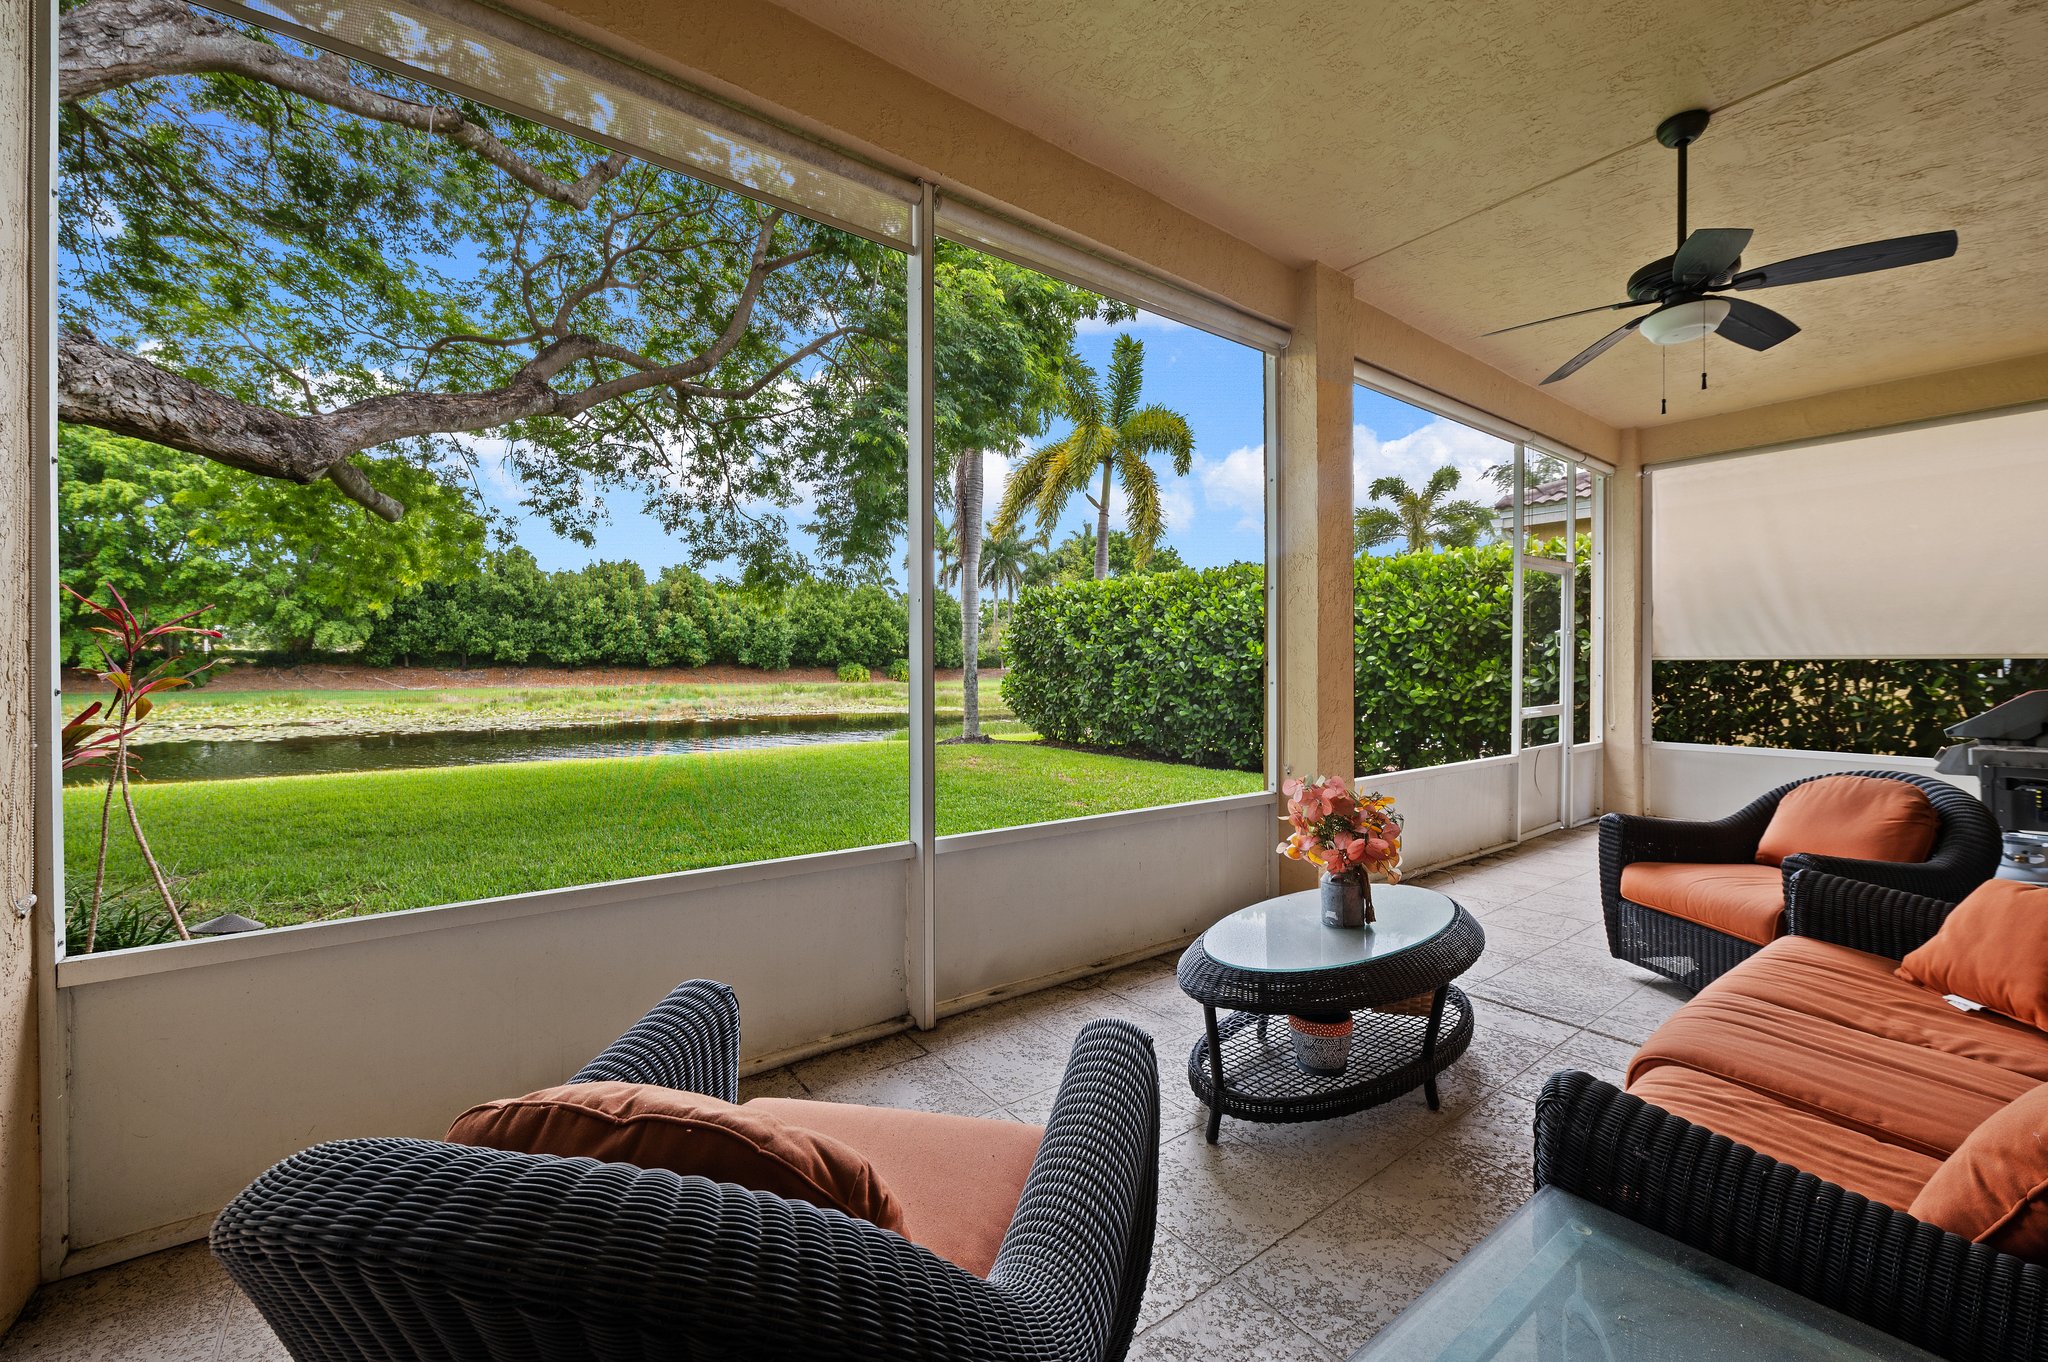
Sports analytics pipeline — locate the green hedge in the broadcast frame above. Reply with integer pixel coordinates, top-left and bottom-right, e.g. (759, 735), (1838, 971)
(1000, 543), (1590, 774)
(362, 550), (963, 671)
(1000, 565), (1266, 770)
(1655, 658), (2048, 757)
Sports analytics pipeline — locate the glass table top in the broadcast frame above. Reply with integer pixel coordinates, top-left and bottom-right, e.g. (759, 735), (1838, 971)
(1352, 1187), (1941, 1360)
(1201, 885), (1455, 973)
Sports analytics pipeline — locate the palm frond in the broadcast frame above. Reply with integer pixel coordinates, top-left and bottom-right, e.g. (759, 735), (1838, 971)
(1119, 405), (1194, 476)
(1118, 454), (1165, 558)
(1105, 335), (1145, 427)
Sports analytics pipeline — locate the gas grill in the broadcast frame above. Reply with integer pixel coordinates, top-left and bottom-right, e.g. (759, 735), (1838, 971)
(1936, 690), (2048, 883)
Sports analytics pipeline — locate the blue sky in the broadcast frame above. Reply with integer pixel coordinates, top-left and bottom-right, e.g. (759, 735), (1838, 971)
(483, 304), (1275, 580)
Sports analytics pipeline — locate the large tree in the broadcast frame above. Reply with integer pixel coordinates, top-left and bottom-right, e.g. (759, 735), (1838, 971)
(994, 335), (1193, 580)
(58, 0), (898, 570)
(58, 423), (484, 659)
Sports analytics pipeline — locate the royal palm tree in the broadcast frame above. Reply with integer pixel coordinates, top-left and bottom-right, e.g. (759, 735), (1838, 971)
(995, 335), (1194, 580)
(1361, 467), (1494, 553)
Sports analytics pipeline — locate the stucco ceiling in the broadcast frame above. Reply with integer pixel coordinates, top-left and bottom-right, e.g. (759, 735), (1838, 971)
(764, 0), (2048, 428)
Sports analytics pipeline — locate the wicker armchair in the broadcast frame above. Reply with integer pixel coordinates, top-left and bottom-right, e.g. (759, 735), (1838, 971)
(211, 980), (1162, 1362)
(1600, 770), (1998, 989)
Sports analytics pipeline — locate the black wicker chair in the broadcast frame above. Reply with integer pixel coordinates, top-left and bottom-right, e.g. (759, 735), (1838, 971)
(211, 980), (1161, 1362)
(1600, 770), (1999, 990)
(1540, 871), (2047, 1362)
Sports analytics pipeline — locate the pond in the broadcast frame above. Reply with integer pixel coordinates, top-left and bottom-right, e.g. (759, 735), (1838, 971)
(66, 713), (910, 785)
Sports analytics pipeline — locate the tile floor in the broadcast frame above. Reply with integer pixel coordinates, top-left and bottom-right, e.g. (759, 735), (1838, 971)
(0, 825), (1687, 1361)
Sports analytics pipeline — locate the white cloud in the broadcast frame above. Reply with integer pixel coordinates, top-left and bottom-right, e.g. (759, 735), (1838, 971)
(1352, 418), (1511, 508)
(1161, 486), (1195, 533)
(1074, 308), (1192, 337)
(1196, 444), (1265, 532)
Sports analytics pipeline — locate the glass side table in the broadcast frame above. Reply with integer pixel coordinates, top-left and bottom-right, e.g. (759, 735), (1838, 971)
(1176, 885), (1485, 1143)
(1353, 1186), (1942, 1359)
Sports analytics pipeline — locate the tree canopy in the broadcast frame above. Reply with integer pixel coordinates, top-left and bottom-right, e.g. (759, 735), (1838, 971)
(59, 0), (900, 572)
(1356, 467), (1494, 554)
(58, 423), (483, 660)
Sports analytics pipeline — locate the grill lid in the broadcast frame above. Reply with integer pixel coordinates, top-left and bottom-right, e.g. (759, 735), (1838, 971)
(1946, 690), (2048, 744)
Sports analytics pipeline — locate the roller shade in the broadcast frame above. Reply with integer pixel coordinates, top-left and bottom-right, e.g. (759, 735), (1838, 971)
(939, 198), (1289, 353)
(214, 0), (919, 245)
(1650, 405), (2048, 660)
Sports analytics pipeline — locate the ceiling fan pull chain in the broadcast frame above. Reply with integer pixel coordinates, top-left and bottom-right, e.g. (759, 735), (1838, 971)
(1660, 346), (1668, 416)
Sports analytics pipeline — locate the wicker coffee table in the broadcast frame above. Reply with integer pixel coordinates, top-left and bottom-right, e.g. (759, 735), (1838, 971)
(1177, 885), (1485, 1143)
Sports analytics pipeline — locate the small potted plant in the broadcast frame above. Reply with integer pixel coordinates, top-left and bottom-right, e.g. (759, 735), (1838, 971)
(1277, 776), (1403, 929)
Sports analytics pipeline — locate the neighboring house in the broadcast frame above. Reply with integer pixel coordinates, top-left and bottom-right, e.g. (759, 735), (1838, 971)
(1493, 468), (1594, 541)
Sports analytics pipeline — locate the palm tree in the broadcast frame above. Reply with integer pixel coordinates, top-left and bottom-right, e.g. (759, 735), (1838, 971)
(934, 513), (961, 590)
(978, 523), (1040, 639)
(1361, 466), (1494, 553)
(1353, 505), (1401, 555)
(995, 335), (1194, 580)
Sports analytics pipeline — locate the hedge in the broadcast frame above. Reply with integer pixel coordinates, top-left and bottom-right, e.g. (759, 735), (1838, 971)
(1000, 542), (1578, 774)
(1655, 658), (2047, 757)
(1000, 564), (1266, 770)
(361, 551), (964, 671)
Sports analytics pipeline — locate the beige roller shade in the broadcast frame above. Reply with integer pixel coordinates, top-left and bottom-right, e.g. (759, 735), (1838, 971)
(1650, 405), (2048, 660)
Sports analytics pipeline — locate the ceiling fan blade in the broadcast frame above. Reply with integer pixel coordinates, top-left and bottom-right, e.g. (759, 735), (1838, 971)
(1482, 299), (1654, 338)
(1715, 298), (1799, 351)
(1672, 227), (1753, 287)
(1729, 230), (1958, 291)
(1541, 315), (1646, 384)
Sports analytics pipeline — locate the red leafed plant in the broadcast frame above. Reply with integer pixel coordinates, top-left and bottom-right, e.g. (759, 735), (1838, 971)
(64, 583), (222, 952)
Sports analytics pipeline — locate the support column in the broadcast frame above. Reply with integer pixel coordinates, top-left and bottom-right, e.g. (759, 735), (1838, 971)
(0, 0), (44, 1320)
(1601, 428), (1646, 814)
(1274, 264), (1355, 889)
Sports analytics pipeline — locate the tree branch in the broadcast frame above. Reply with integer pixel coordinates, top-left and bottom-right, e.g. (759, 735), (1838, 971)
(60, 0), (631, 209)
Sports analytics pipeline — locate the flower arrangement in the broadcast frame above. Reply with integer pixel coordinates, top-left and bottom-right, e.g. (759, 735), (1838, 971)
(1277, 776), (1403, 884)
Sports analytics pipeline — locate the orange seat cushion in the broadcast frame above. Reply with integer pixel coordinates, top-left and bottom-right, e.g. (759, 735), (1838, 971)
(1619, 862), (1787, 945)
(1754, 774), (1939, 868)
(748, 1097), (1041, 1278)
(1897, 880), (2048, 1031)
(447, 1082), (906, 1235)
(1629, 937), (2048, 1160)
(1911, 1083), (2048, 1263)
(1629, 1066), (1940, 1212)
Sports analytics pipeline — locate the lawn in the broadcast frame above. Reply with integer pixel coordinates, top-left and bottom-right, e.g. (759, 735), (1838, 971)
(64, 738), (1262, 937)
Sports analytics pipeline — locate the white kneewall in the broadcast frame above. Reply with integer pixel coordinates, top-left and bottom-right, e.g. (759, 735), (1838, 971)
(58, 845), (914, 1267)
(1643, 742), (1972, 821)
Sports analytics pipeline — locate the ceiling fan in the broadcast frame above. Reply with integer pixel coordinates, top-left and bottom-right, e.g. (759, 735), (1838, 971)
(1487, 108), (1959, 388)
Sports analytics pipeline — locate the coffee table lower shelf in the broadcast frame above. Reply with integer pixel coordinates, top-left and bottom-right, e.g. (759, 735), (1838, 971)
(1186, 985), (1472, 1140)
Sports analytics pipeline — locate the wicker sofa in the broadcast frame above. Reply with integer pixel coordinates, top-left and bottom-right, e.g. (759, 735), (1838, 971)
(1600, 770), (2000, 990)
(1540, 870), (2048, 1362)
(211, 980), (1162, 1362)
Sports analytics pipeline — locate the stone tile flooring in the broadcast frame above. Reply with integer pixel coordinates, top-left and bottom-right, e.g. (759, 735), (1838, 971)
(0, 825), (1687, 1361)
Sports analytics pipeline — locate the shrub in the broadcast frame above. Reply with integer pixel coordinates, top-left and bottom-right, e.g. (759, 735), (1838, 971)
(1002, 565), (1265, 771)
(887, 659), (911, 682)
(837, 662), (871, 682)
(1655, 657), (2048, 757)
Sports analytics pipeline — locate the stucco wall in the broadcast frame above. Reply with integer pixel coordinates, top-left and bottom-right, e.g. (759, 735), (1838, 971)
(1, 0), (42, 1325)
(1637, 349), (2048, 464)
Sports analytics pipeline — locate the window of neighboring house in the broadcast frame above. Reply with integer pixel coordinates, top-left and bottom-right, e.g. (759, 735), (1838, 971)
(931, 243), (1268, 835)
(55, 2), (913, 951)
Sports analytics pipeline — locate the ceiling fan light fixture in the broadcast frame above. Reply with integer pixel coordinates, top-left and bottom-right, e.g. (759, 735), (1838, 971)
(1640, 298), (1730, 346)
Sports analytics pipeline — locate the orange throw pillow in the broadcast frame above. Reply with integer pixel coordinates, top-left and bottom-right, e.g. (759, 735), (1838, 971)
(1910, 1083), (2048, 1262)
(1755, 775), (1939, 868)
(1896, 879), (2048, 1031)
(448, 1081), (908, 1233)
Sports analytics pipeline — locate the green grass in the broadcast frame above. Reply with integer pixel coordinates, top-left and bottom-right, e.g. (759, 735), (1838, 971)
(64, 739), (1261, 934)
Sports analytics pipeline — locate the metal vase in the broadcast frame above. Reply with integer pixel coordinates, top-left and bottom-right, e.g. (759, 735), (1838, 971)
(1319, 872), (1373, 928)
